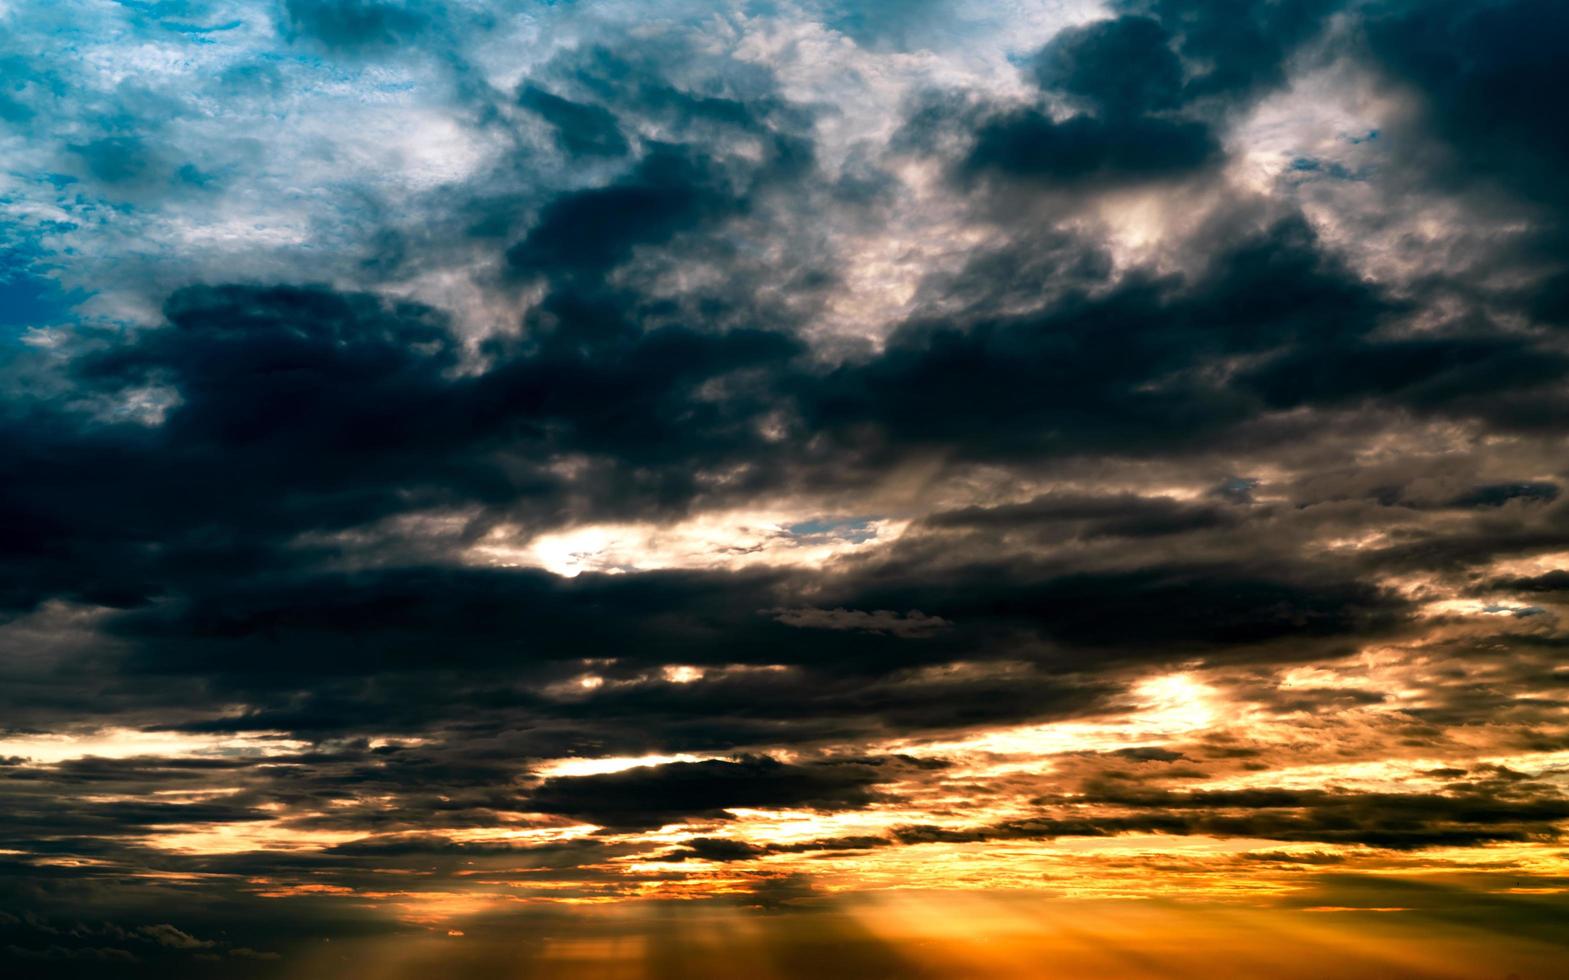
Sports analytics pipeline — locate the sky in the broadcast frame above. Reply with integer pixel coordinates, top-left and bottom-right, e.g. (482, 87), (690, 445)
(2, 0), (1569, 977)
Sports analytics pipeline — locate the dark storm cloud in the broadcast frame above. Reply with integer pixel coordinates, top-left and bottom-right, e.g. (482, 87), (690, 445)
(0, 211), (1434, 667)
(4, 68), (1547, 633)
(1068, 783), (1569, 850)
(80, 285), (460, 460)
(1237, 331), (1569, 427)
(525, 756), (894, 829)
(517, 85), (630, 159)
(1365, 0), (1569, 216)
(0, 285), (467, 613)
(660, 834), (892, 863)
(1492, 570), (1569, 594)
(1360, 0), (1569, 331)
(925, 491), (1239, 539)
(1448, 482), (1560, 509)
(887, 784), (1569, 852)
(861, 559), (1407, 652)
(106, 566), (799, 677)
(803, 216), (1406, 461)
(1116, 0), (1342, 107)
(1031, 16), (1185, 117)
(960, 13), (1220, 186)
(0, 191), (1508, 777)
(506, 146), (742, 277)
(954, 0), (1343, 189)
(0, 276), (803, 613)
(962, 107), (1218, 186)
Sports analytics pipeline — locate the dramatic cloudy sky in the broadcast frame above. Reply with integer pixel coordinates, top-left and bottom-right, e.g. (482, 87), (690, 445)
(3, 0), (1569, 976)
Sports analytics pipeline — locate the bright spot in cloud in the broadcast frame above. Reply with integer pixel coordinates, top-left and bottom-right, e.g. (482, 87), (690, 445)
(534, 754), (716, 778)
(0, 728), (306, 765)
(662, 665), (705, 684)
(882, 671), (1222, 768)
(470, 511), (908, 576)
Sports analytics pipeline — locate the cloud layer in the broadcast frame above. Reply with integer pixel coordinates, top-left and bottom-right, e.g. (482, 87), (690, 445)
(2, 0), (1569, 975)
